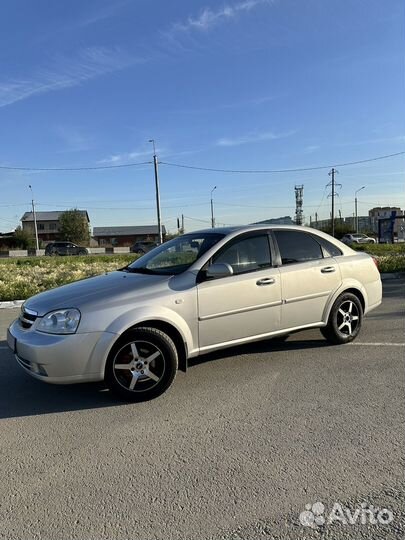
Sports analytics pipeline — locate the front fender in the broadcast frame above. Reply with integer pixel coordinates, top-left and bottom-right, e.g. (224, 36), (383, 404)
(103, 304), (195, 358)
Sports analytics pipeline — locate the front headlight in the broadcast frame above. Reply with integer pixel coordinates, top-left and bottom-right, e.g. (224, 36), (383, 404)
(37, 309), (81, 334)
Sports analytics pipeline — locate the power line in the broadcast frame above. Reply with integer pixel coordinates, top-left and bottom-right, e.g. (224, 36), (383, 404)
(160, 151), (405, 174)
(0, 150), (404, 173)
(0, 161), (151, 171)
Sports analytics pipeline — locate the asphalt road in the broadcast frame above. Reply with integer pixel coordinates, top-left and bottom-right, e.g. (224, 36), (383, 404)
(0, 279), (404, 540)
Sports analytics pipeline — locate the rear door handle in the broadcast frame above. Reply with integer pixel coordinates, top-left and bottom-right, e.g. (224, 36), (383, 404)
(256, 277), (275, 286)
(321, 266), (336, 273)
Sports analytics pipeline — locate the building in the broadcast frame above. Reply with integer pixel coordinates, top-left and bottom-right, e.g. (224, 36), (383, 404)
(21, 210), (90, 243)
(368, 207), (403, 235)
(310, 216), (373, 234)
(93, 225), (166, 247)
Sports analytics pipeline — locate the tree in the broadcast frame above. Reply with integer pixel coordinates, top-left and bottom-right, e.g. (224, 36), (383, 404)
(13, 226), (35, 249)
(59, 209), (90, 245)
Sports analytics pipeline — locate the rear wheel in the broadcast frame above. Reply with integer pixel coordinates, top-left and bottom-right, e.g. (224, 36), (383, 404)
(105, 327), (178, 401)
(321, 292), (363, 344)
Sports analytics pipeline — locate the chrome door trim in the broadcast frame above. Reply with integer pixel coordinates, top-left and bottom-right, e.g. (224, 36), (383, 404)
(284, 290), (330, 304)
(198, 299), (283, 321)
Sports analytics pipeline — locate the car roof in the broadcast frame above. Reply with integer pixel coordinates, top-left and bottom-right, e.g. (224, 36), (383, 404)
(188, 224), (332, 236)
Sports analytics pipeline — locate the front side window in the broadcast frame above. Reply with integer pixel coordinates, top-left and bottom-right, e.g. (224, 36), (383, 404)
(127, 233), (225, 275)
(274, 230), (323, 264)
(213, 234), (272, 275)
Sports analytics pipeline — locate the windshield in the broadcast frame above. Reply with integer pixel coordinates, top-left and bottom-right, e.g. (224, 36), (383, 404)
(126, 232), (225, 275)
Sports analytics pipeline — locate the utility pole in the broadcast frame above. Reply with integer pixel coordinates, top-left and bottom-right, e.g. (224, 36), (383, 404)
(181, 214), (184, 234)
(355, 186), (365, 234)
(294, 185), (304, 225)
(149, 139), (163, 244)
(327, 168), (341, 237)
(210, 186), (217, 228)
(315, 212), (318, 226)
(28, 185), (39, 251)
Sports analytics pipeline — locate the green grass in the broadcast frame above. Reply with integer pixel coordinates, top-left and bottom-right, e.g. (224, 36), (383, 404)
(0, 255), (138, 301)
(351, 243), (405, 255)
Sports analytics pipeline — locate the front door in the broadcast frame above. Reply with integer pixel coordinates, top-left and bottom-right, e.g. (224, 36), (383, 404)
(197, 233), (282, 351)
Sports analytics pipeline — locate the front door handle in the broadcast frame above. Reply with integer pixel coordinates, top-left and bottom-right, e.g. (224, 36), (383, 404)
(256, 277), (275, 286)
(321, 266), (336, 273)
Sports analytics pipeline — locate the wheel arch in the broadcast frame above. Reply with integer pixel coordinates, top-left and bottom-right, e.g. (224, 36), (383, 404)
(323, 284), (366, 323)
(104, 319), (188, 373)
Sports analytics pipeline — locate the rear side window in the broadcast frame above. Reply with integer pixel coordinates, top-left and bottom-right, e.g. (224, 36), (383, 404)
(274, 230), (323, 265)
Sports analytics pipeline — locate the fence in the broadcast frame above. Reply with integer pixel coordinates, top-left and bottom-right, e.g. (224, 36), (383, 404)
(0, 247), (133, 258)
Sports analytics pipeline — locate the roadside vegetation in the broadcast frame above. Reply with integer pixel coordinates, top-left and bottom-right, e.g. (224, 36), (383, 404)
(0, 255), (136, 301)
(351, 243), (405, 273)
(0, 245), (404, 301)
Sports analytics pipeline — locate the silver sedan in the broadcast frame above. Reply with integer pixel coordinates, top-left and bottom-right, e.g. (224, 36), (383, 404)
(8, 225), (382, 401)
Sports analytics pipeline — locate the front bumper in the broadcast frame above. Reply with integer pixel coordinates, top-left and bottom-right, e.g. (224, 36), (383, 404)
(7, 318), (117, 384)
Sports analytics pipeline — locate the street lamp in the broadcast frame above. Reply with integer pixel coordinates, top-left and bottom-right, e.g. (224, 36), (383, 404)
(148, 139), (163, 244)
(355, 186), (365, 233)
(28, 185), (39, 251)
(210, 186), (217, 228)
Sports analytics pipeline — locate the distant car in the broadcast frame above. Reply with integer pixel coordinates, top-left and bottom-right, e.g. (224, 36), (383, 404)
(130, 241), (158, 255)
(8, 225), (382, 402)
(45, 242), (89, 256)
(341, 234), (376, 245)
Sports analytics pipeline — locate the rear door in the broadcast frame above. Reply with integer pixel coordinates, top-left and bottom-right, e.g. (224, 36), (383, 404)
(197, 232), (282, 350)
(273, 230), (342, 329)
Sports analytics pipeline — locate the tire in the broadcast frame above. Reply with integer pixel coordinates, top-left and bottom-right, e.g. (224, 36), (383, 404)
(321, 292), (363, 345)
(105, 327), (178, 402)
(136, 249), (145, 255)
(78, 250), (88, 256)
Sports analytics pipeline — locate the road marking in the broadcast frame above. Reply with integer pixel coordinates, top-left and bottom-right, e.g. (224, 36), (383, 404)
(349, 342), (405, 347)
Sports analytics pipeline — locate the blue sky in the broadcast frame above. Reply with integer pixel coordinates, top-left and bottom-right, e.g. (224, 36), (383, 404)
(0, 0), (404, 233)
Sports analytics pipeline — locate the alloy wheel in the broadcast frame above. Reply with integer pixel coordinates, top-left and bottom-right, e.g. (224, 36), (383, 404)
(336, 300), (360, 336)
(112, 340), (165, 393)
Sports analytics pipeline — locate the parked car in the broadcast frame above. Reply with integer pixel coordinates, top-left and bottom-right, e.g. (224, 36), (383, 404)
(130, 241), (158, 254)
(8, 225), (381, 401)
(341, 233), (376, 245)
(45, 242), (89, 256)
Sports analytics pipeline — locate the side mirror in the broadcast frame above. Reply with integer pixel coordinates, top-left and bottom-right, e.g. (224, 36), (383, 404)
(206, 262), (234, 279)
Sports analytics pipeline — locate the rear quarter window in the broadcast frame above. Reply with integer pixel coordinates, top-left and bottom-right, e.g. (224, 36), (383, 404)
(314, 236), (343, 257)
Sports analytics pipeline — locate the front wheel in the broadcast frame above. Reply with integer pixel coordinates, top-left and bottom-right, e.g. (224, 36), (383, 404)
(105, 327), (178, 401)
(321, 292), (363, 345)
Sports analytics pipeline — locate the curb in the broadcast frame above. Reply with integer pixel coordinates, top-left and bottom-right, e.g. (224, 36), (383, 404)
(0, 300), (24, 309)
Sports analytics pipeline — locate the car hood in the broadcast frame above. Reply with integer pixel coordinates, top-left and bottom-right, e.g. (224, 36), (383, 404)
(24, 271), (171, 316)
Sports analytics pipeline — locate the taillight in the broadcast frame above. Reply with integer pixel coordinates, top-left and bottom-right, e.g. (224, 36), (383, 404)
(372, 257), (379, 271)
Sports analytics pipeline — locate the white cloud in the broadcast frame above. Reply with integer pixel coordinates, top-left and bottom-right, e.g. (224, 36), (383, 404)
(216, 129), (295, 147)
(54, 126), (93, 153)
(172, 0), (273, 33)
(303, 144), (320, 154)
(0, 47), (138, 108)
(98, 147), (159, 165)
